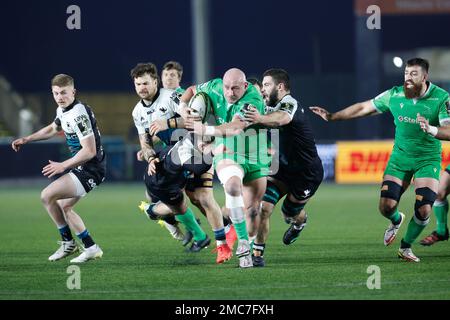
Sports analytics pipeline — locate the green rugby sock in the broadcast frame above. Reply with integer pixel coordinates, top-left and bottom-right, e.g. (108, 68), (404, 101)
(176, 208), (206, 241)
(402, 217), (427, 245)
(387, 209), (402, 225)
(234, 220), (249, 241)
(433, 200), (448, 236)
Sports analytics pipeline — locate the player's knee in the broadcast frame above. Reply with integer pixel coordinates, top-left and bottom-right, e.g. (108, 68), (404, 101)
(218, 166), (243, 196)
(415, 187), (436, 221)
(247, 206), (259, 220)
(378, 199), (397, 216)
(224, 177), (242, 196)
(281, 197), (305, 223)
(260, 203), (273, 220)
(40, 189), (55, 206)
(380, 180), (402, 203)
(436, 190), (447, 202)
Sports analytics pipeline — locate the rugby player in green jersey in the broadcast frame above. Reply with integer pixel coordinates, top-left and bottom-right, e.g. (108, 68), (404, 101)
(417, 111), (450, 246)
(180, 68), (270, 268)
(310, 58), (450, 262)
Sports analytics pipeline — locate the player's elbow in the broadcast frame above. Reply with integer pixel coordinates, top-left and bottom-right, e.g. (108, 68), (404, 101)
(276, 115), (291, 127)
(84, 146), (97, 159)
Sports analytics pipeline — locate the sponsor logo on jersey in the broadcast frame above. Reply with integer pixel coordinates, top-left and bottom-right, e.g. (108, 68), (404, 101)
(279, 102), (295, 115)
(400, 103), (404, 109)
(397, 116), (417, 124)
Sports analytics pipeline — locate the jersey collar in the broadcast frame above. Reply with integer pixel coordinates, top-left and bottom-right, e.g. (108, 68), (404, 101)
(420, 81), (433, 99)
(141, 89), (161, 108)
(62, 99), (79, 113)
(412, 81), (433, 104)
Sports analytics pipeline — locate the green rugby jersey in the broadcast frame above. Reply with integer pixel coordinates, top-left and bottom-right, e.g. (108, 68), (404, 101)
(196, 78), (267, 164)
(372, 82), (450, 157)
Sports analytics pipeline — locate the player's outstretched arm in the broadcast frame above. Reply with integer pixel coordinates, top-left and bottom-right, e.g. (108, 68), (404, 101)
(309, 100), (377, 121)
(417, 113), (450, 140)
(11, 122), (60, 152)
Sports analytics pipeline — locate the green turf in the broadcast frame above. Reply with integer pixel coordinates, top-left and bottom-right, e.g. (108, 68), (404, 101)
(1, 183), (449, 300)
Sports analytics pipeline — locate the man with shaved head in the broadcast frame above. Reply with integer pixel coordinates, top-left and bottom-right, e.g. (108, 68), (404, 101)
(180, 68), (269, 268)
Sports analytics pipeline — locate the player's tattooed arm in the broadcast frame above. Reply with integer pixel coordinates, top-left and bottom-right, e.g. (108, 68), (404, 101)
(138, 133), (156, 162)
(310, 100), (377, 121)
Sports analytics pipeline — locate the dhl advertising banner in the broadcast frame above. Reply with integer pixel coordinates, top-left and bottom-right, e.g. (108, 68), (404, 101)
(336, 141), (450, 184)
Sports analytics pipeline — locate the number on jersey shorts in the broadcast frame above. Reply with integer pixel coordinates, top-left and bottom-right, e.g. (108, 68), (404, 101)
(70, 159), (106, 193)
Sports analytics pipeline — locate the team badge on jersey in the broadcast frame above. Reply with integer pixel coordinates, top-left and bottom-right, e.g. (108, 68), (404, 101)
(279, 102), (295, 115)
(75, 114), (92, 136)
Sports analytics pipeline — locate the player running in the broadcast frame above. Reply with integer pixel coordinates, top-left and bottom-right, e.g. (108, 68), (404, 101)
(244, 68), (323, 267)
(417, 114), (450, 246)
(181, 68), (270, 268)
(310, 58), (450, 262)
(12, 74), (105, 263)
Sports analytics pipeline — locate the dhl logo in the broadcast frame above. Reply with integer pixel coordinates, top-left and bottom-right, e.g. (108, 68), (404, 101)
(335, 141), (450, 183)
(339, 151), (390, 173)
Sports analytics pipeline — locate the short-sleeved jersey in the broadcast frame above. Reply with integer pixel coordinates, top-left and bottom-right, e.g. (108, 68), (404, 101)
(265, 94), (320, 168)
(132, 88), (179, 146)
(54, 100), (104, 164)
(372, 82), (450, 157)
(196, 78), (267, 164)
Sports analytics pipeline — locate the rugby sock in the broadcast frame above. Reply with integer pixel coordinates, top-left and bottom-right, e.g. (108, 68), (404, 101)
(223, 216), (231, 227)
(213, 228), (227, 246)
(387, 209), (402, 225)
(433, 200), (448, 236)
(176, 208), (207, 241)
(77, 229), (95, 248)
(229, 206), (249, 241)
(58, 225), (73, 241)
(402, 217), (427, 246)
(233, 220), (249, 241)
(162, 214), (177, 225)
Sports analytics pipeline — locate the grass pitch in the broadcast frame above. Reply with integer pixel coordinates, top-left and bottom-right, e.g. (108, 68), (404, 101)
(1, 183), (450, 300)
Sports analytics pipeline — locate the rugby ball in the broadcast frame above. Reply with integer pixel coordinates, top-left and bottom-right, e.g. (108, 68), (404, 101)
(188, 92), (212, 123)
